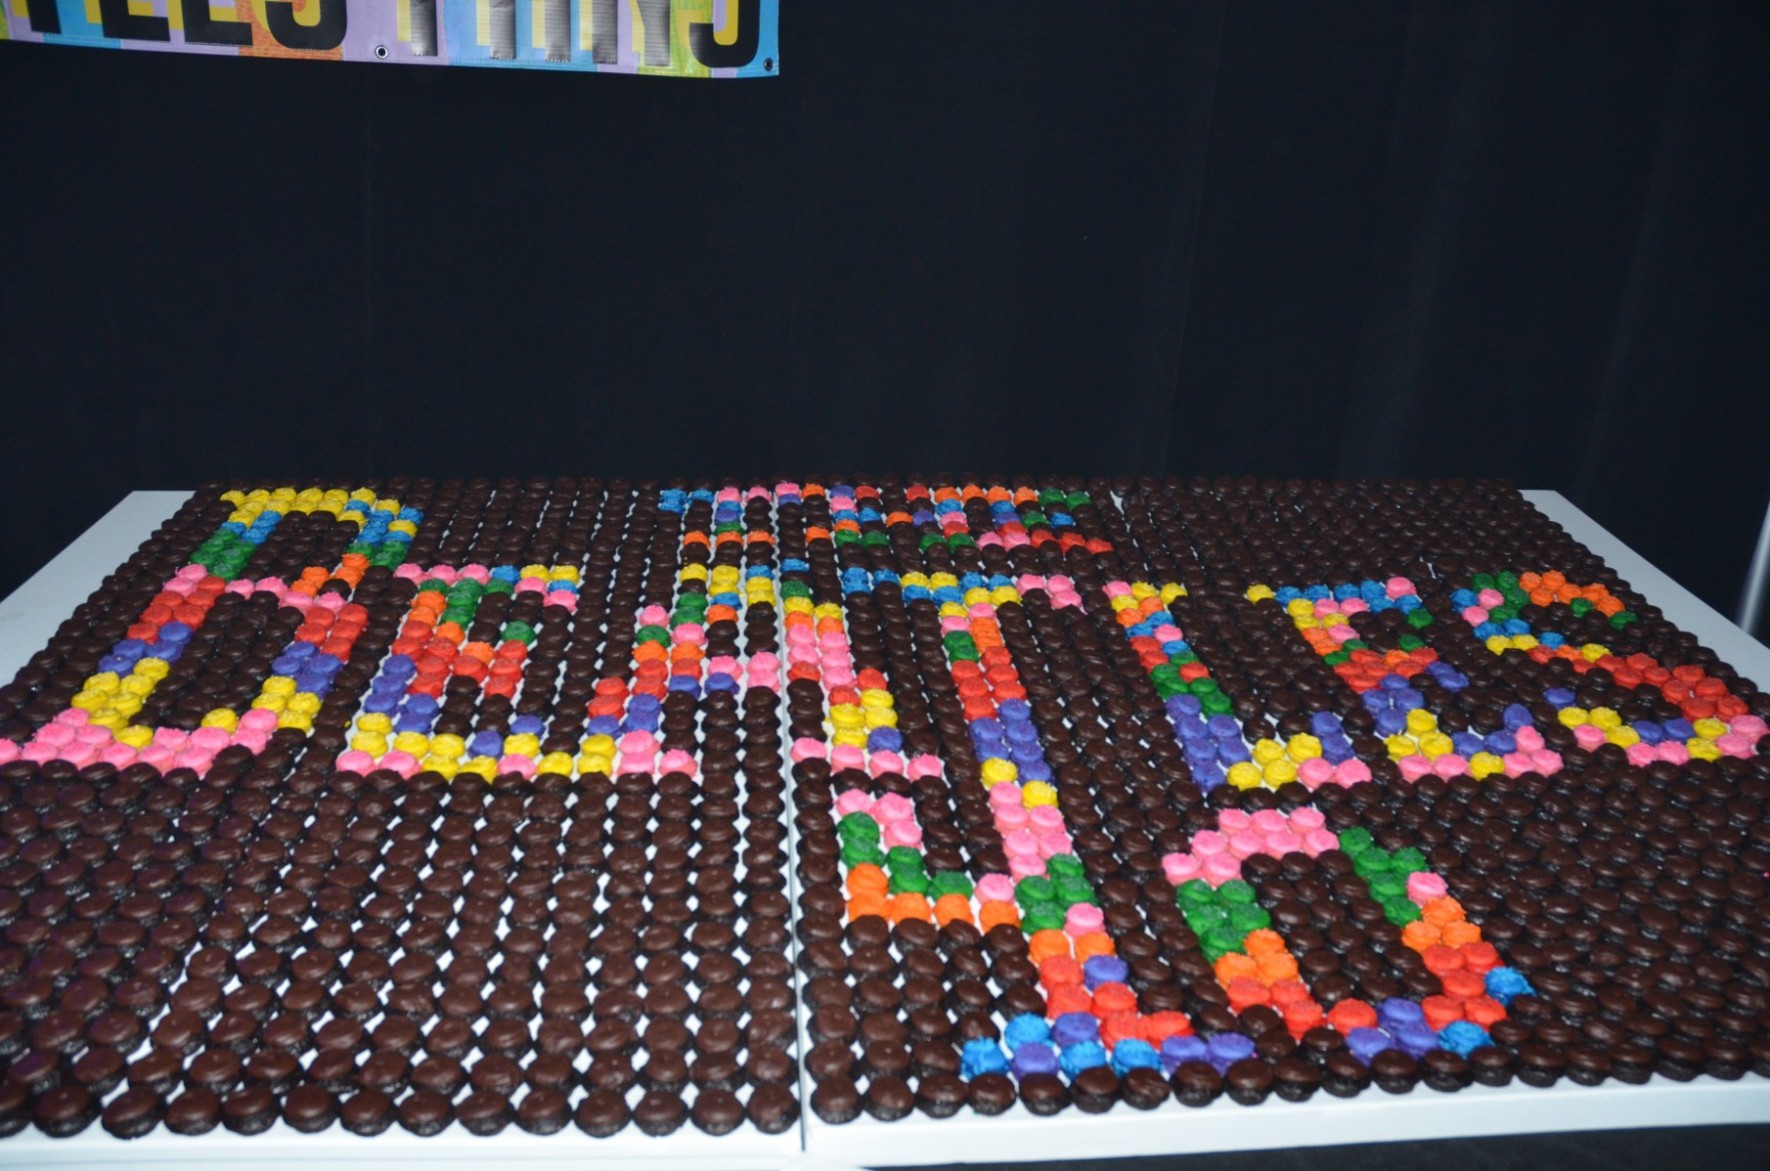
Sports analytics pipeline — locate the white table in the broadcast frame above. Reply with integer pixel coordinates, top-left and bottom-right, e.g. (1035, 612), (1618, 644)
(1, 490), (1767, 1168)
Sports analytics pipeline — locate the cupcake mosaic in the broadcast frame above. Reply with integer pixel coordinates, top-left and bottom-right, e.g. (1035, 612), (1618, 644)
(0, 476), (1767, 1141)
(0, 480), (798, 1139)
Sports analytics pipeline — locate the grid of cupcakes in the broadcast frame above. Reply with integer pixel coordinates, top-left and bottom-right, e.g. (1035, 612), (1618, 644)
(0, 482), (438, 1140)
(309, 480), (801, 1140)
(1424, 564), (1770, 1087)
(0, 484), (405, 1125)
(1111, 478), (1770, 1092)
(0, 479), (803, 1141)
(986, 502), (1495, 1107)
(787, 479), (1251, 1123)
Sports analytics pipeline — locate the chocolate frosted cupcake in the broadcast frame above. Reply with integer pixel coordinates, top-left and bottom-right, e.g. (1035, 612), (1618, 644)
(164, 1088), (223, 1135)
(1064, 1064), (1115, 1114)
(1420, 1049), (1472, 1093)
(1171, 1060), (1222, 1107)
(1571, 1047), (1614, 1089)
(282, 1085), (339, 1132)
(968, 1072), (1018, 1115)
(632, 1089), (688, 1136)
(1653, 1036), (1705, 1083)
(340, 1089), (396, 1136)
(915, 1072), (969, 1118)
(863, 1074), (915, 1121)
(101, 1087), (166, 1138)
(1271, 1056), (1322, 1102)
(398, 1089), (453, 1136)
(1370, 1050), (1419, 1095)
(747, 1083), (800, 1135)
(32, 1085), (98, 1137)
(811, 1074), (862, 1124)
(1018, 1072), (1071, 1116)
(1321, 1051), (1370, 1098)
(1609, 1042), (1654, 1086)
(1516, 1042), (1569, 1088)
(515, 1089), (571, 1134)
(574, 1088), (631, 1137)
(1467, 1045), (1513, 1087)
(1224, 1058), (1274, 1106)
(1114, 1066), (1168, 1110)
(221, 1086), (279, 1134)
(691, 1087), (746, 1135)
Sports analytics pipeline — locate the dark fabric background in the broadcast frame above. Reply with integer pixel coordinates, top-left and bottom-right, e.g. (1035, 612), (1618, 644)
(884, 1123), (1770, 1171)
(2, 5), (1770, 1165)
(4, 3), (1768, 624)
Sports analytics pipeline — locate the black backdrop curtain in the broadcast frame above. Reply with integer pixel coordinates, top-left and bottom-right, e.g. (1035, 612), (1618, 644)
(4, 3), (1768, 624)
(3, 4), (1770, 1166)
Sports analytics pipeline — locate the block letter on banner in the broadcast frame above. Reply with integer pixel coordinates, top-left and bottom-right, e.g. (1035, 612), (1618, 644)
(543, 0), (571, 62)
(486, 0), (515, 60)
(635, 0), (673, 68)
(23, 1), (61, 34)
(265, 0), (347, 52)
(589, 0), (619, 63)
(181, 0), (253, 47)
(690, 0), (759, 68)
(98, 0), (170, 40)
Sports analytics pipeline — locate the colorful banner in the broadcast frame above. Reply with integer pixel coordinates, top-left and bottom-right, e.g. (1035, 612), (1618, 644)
(1, 1), (778, 77)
